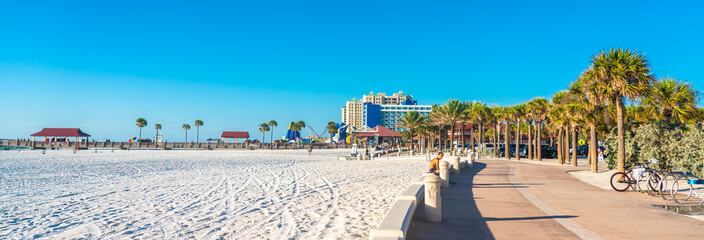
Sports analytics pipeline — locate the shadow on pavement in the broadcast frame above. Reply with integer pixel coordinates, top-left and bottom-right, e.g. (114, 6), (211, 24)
(407, 162), (496, 240)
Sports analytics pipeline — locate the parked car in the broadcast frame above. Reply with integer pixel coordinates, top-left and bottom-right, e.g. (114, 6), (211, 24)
(498, 144), (527, 158)
(540, 145), (558, 158)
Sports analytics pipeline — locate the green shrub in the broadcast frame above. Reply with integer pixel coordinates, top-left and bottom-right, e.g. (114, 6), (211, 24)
(604, 121), (704, 177)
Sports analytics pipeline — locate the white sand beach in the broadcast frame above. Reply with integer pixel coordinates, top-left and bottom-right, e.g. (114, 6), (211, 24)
(0, 149), (427, 239)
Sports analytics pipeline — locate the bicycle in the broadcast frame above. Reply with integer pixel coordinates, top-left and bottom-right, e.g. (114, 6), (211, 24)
(610, 163), (656, 192)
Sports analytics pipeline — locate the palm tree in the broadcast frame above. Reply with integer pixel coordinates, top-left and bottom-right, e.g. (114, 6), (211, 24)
(642, 77), (698, 126)
(182, 124), (191, 142)
(550, 91), (568, 164)
(469, 102), (489, 154)
(569, 74), (607, 172)
(268, 120), (278, 143)
(430, 100), (469, 155)
(511, 104), (526, 160)
(503, 106), (514, 160)
(490, 106), (504, 157)
(194, 119), (204, 143)
(587, 48), (655, 173)
(155, 123), (162, 143)
(136, 118), (148, 141)
(526, 100), (537, 160)
(326, 121), (338, 135)
(532, 98), (550, 161)
(259, 123), (270, 143)
(397, 111), (426, 150)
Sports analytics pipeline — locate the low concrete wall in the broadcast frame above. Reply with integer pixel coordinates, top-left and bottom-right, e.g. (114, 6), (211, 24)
(369, 177), (425, 240)
(372, 156), (429, 161)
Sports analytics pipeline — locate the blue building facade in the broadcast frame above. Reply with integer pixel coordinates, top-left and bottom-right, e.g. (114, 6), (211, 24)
(363, 103), (380, 130)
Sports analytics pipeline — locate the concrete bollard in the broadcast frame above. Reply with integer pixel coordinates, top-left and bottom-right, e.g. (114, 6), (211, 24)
(440, 161), (449, 188)
(410, 150), (414, 156)
(424, 174), (442, 222)
(357, 155), (362, 161)
(453, 156), (460, 175)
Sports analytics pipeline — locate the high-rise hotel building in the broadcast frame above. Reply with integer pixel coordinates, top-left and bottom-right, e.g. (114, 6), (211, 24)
(341, 91), (432, 131)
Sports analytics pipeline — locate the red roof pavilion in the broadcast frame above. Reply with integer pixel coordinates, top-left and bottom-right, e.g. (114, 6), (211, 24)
(221, 131), (249, 138)
(31, 128), (91, 137)
(221, 131), (249, 143)
(354, 126), (402, 138)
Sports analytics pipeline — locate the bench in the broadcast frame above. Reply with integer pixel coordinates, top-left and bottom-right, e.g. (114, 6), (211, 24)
(369, 182), (424, 240)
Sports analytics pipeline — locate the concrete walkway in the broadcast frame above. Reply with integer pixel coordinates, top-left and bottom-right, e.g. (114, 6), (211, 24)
(406, 159), (704, 240)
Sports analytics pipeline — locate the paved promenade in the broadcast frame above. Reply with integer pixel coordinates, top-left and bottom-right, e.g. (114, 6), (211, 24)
(406, 159), (704, 240)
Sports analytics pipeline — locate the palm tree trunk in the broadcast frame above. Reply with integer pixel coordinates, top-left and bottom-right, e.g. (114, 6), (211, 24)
(563, 127), (569, 164)
(470, 125), (475, 152)
(480, 122), (484, 156)
(536, 123), (541, 161)
(515, 121), (520, 160)
(504, 121), (510, 160)
(590, 124), (598, 173)
(616, 98), (626, 173)
(197, 126), (200, 143)
(410, 130), (415, 151)
(496, 124), (501, 157)
(450, 124), (456, 156)
(185, 130), (188, 143)
(557, 127), (565, 165)
(571, 126), (577, 166)
(270, 127), (274, 144)
(528, 123), (533, 160)
(460, 125), (465, 154)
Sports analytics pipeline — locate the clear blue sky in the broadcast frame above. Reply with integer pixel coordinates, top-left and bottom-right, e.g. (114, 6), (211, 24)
(1, 0), (702, 141)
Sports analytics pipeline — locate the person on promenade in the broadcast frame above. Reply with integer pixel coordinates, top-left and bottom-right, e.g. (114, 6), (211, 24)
(428, 152), (443, 175)
(308, 144), (313, 156)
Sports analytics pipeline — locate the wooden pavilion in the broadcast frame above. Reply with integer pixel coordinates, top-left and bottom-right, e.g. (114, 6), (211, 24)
(30, 128), (91, 143)
(221, 131), (249, 143)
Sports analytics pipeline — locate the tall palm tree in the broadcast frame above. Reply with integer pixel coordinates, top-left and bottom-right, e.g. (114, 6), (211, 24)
(587, 48), (655, 173)
(397, 111), (426, 150)
(182, 124), (191, 142)
(569, 73), (607, 172)
(642, 77), (698, 126)
(469, 101), (489, 154)
(550, 91), (568, 164)
(430, 100), (469, 155)
(491, 106), (504, 157)
(512, 104), (526, 160)
(526, 100), (537, 160)
(136, 118), (148, 140)
(503, 106), (514, 160)
(155, 123), (162, 142)
(259, 123), (270, 143)
(194, 119), (204, 143)
(268, 120), (278, 143)
(528, 97), (549, 160)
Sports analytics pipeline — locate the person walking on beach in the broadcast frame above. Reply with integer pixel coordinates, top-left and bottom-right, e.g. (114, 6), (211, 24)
(429, 152), (443, 175)
(308, 144), (313, 156)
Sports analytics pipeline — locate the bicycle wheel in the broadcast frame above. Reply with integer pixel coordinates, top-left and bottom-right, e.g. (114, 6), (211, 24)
(647, 171), (664, 196)
(671, 174), (695, 205)
(611, 172), (630, 192)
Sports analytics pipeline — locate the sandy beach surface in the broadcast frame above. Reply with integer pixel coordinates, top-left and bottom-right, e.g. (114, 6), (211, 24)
(0, 149), (427, 239)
